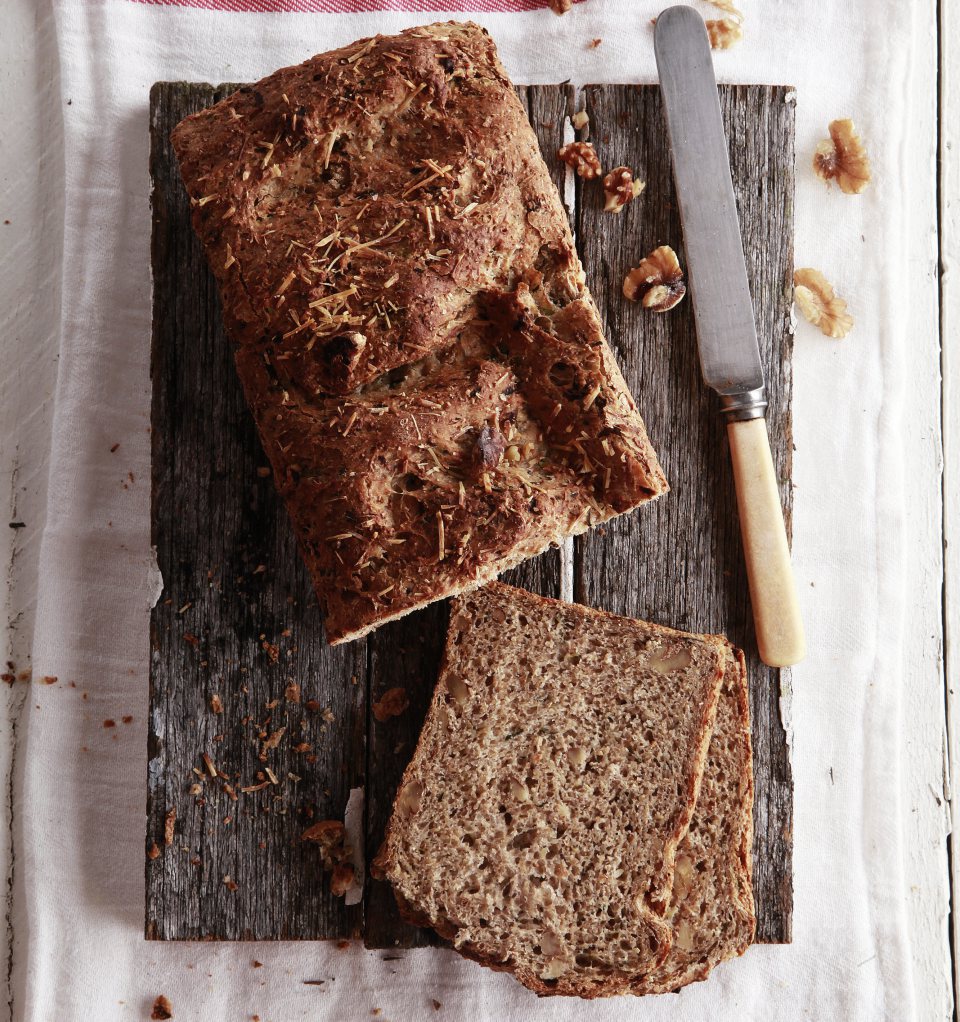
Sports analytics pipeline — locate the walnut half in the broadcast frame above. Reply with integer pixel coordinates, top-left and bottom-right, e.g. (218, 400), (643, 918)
(706, 18), (743, 49)
(623, 246), (686, 312)
(558, 141), (602, 180)
(603, 166), (645, 213)
(793, 268), (853, 338)
(813, 119), (872, 194)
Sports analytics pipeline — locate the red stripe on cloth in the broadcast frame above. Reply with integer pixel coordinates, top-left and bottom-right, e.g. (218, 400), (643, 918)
(129, 0), (567, 11)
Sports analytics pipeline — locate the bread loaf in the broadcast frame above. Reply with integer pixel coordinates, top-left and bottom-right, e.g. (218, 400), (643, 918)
(170, 23), (667, 644)
(372, 582), (734, 997)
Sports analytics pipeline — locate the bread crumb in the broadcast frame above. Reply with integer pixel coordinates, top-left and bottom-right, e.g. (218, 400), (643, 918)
(150, 995), (173, 1020)
(209, 693), (223, 714)
(285, 682), (301, 704)
(223, 875), (239, 891)
(164, 808), (176, 846)
(588, 38), (602, 48)
(373, 686), (410, 722)
(41, 676), (58, 685)
(147, 842), (161, 861)
(331, 863), (355, 896)
(261, 728), (286, 754)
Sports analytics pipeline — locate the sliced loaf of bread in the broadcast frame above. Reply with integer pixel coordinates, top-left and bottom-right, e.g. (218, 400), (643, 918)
(635, 646), (755, 993)
(372, 582), (730, 997)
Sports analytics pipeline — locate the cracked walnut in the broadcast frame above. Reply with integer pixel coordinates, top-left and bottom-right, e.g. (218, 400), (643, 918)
(623, 246), (686, 312)
(603, 167), (645, 213)
(813, 119), (872, 194)
(793, 268), (853, 338)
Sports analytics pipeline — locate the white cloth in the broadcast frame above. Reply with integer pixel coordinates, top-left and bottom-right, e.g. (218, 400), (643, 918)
(15, 0), (938, 1018)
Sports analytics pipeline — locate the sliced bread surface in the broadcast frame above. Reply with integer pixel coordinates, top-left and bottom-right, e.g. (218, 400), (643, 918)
(373, 582), (728, 997)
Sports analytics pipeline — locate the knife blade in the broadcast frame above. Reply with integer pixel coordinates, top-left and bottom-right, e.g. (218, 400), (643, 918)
(654, 5), (805, 667)
(654, 4), (764, 413)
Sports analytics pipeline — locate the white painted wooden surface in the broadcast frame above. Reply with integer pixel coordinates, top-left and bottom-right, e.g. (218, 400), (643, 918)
(0, 0), (63, 1015)
(899, 5), (952, 1015)
(942, 0), (960, 1015)
(0, 3), (954, 1019)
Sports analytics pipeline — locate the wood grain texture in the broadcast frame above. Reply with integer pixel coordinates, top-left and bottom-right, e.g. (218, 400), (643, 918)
(148, 82), (367, 941)
(574, 84), (795, 943)
(148, 81), (793, 946)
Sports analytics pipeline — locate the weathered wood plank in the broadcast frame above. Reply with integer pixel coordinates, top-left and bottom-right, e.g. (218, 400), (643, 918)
(574, 83), (795, 943)
(147, 82), (366, 941)
(361, 84), (573, 951)
(148, 80), (793, 947)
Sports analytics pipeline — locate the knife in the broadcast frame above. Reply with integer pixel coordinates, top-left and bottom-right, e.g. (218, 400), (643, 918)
(654, 5), (805, 667)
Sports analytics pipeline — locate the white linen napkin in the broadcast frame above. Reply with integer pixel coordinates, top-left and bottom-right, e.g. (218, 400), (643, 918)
(13, 0), (939, 1017)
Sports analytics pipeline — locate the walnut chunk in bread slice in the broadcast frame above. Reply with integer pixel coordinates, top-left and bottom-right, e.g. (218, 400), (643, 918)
(373, 583), (747, 998)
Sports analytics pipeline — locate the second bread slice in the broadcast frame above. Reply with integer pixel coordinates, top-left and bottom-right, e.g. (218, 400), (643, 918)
(373, 582), (728, 996)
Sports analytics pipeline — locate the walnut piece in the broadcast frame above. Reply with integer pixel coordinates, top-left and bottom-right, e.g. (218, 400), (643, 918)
(557, 141), (602, 180)
(793, 268), (853, 338)
(550, 0), (572, 13)
(571, 110), (589, 132)
(813, 119), (872, 194)
(603, 166), (645, 213)
(302, 819), (349, 868)
(706, 17), (743, 49)
(372, 686), (410, 722)
(623, 246), (686, 312)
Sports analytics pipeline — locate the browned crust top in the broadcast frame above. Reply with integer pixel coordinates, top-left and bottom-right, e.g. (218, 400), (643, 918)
(171, 23), (667, 643)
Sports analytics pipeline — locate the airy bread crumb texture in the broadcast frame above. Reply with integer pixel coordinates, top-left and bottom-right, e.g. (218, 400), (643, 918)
(374, 583), (755, 997)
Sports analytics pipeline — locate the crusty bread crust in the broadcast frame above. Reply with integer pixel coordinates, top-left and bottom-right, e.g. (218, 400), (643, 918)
(170, 23), (667, 644)
(373, 583), (741, 998)
(629, 646), (756, 995)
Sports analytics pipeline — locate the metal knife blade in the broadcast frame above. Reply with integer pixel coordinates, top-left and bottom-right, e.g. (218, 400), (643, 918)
(654, 6), (765, 419)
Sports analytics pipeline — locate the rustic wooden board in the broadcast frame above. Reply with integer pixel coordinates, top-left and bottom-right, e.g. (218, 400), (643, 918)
(147, 81), (793, 946)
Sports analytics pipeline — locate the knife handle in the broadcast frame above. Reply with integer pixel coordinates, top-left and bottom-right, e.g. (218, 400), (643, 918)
(726, 417), (806, 667)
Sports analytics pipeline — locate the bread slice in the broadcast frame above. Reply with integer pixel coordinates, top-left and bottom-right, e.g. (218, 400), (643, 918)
(635, 646), (755, 994)
(170, 23), (667, 645)
(372, 582), (730, 997)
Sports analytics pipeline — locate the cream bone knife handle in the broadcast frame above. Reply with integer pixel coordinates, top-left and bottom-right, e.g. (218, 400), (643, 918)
(725, 414), (805, 667)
